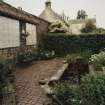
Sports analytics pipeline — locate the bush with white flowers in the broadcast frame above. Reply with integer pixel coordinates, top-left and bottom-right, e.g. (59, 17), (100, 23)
(90, 51), (105, 67)
(90, 51), (105, 71)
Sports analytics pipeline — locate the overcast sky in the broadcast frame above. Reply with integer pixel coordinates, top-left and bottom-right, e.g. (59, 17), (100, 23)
(5, 0), (105, 28)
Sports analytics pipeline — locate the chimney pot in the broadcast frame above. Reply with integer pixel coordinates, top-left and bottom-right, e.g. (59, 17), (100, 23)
(45, 0), (51, 8)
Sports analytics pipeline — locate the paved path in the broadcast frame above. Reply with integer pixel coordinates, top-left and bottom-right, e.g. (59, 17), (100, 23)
(15, 58), (64, 105)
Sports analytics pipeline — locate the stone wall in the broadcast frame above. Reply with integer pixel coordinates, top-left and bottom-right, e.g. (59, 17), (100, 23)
(0, 45), (37, 58)
(69, 18), (96, 35)
(0, 47), (19, 57)
(0, 16), (49, 58)
(36, 19), (50, 49)
(69, 23), (85, 34)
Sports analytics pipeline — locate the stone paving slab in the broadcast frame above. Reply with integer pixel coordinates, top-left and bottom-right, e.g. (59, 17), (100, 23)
(15, 58), (64, 105)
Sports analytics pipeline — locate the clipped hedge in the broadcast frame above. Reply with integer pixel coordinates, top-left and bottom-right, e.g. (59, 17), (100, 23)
(43, 33), (105, 55)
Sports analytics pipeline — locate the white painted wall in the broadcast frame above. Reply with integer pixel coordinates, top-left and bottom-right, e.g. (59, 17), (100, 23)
(69, 23), (85, 34)
(0, 16), (20, 48)
(26, 23), (37, 45)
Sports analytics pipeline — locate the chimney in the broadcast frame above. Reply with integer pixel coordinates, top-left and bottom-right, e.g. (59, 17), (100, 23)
(45, 0), (51, 8)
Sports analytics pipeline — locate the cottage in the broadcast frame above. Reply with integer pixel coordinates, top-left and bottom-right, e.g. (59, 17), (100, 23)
(39, 0), (63, 23)
(69, 18), (96, 34)
(39, 1), (96, 34)
(69, 10), (96, 34)
(0, 1), (49, 57)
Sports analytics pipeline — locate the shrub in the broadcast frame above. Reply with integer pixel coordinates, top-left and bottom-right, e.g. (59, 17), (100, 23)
(90, 51), (105, 67)
(0, 56), (14, 88)
(0, 56), (14, 104)
(80, 74), (105, 105)
(90, 51), (105, 70)
(64, 53), (89, 84)
(43, 33), (105, 56)
(94, 28), (105, 34)
(81, 20), (96, 33)
(65, 50), (92, 63)
(54, 73), (105, 105)
(38, 50), (55, 60)
(17, 51), (37, 64)
(54, 82), (80, 105)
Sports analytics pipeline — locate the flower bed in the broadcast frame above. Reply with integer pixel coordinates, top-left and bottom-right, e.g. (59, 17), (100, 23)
(54, 73), (105, 105)
(0, 56), (15, 104)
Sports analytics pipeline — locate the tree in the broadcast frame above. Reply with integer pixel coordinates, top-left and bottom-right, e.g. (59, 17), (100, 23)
(81, 20), (96, 33)
(77, 10), (87, 20)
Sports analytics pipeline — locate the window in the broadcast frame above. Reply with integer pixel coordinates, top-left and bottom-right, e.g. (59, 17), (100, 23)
(26, 23), (37, 45)
(0, 16), (20, 48)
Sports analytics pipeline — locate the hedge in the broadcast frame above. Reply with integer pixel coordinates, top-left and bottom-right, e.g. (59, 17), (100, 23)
(43, 33), (105, 55)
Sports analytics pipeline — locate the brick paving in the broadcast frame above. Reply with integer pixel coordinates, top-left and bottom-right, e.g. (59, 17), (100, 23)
(15, 58), (64, 105)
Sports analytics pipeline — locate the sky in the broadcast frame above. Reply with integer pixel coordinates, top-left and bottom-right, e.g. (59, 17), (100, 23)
(5, 0), (105, 28)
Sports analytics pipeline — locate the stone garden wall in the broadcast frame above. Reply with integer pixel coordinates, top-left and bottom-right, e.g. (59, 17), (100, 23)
(0, 16), (49, 58)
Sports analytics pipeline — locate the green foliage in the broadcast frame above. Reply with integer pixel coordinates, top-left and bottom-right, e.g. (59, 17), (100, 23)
(38, 50), (55, 60)
(17, 51), (37, 64)
(80, 74), (105, 105)
(43, 33), (105, 56)
(77, 10), (87, 20)
(54, 74), (105, 105)
(81, 20), (96, 33)
(54, 82), (80, 105)
(65, 54), (89, 71)
(94, 28), (105, 34)
(65, 54), (81, 64)
(17, 50), (55, 63)
(65, 50), (92, 64)
(90, 51), (105, 70)
(0, 56), (14, 89)
(64, 53), (89, 84)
